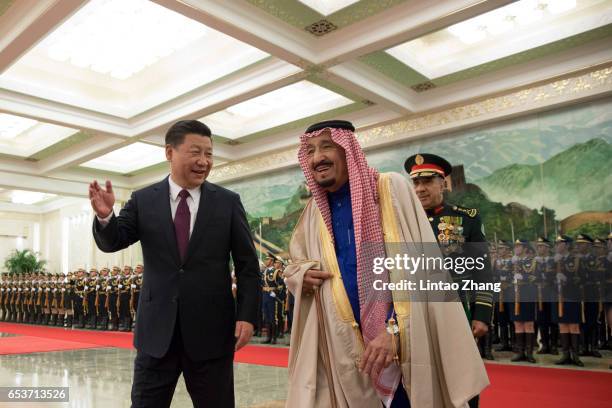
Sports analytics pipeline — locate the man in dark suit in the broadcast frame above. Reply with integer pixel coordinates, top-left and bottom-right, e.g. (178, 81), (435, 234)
(89, 120), (260, 408)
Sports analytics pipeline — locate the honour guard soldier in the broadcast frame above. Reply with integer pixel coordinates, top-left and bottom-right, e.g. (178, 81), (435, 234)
(108, 266), (121, 330)
(84, 268), (99, 329)
(534, 237), (558, 354)
(592, 238), (608, 353)
(130, 264), (143, 325)
(577, 234), (602, 357)
(257, 256), (274, 338)
(494, 240), (514, 352)
(606, 233), (612, 367)
(49, 274), (60, 326)
(262, 257), (284, 344)
(0, 273), (7, 321)
(553, 235), (584, 366)
(273, 258), (287, 339)
(118, 266), (132, 331)
(97, 268), (111, 330)
(42, 272), (53, 325)
(510, 240), (537, 363)
(34, 272), (44, 324)
(57, 273), (67, 327)
(64, 271), (75, 328)
(22, 273), (31, 324)
(73, 269), (87, 328)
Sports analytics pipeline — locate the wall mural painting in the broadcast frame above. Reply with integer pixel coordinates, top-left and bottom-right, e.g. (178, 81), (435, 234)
(224, 98), (612, 259)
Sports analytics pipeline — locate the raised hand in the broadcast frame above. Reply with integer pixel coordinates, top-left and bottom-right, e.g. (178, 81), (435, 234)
(88, 180), (115, 218)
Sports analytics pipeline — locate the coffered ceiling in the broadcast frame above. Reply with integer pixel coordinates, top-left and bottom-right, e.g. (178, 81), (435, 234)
(0, 0), (611, 211)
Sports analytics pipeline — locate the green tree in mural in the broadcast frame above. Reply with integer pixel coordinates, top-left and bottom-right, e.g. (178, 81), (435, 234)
(566, 222), (611, 239)
(447, 189), (558, 242)
(4, 249), (46, 275)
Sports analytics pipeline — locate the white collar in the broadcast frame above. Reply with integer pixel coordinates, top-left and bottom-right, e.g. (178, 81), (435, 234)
(168, 175), (201, 202)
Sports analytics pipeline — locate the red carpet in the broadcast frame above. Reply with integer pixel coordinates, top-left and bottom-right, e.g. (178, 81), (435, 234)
(0, 335), (100, 354)
(1, 323), (610, 407)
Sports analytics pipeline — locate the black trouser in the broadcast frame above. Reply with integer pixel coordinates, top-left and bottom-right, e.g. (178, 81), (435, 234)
(130, 314), (234, 408)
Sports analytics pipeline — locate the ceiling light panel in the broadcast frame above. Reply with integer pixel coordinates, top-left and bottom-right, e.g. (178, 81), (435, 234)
(80, 142), (166, 174)
(386, 0), (610, 79)
(297, 0), (359, 15)
(10, 190), (57, 205)
(201, 81), (353, 140)
(0, 114), (79, 157)
(0, 0), (270, 117)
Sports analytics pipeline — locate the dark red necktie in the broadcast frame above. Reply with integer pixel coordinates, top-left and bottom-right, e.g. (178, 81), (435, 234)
(174, 189), (191, 262)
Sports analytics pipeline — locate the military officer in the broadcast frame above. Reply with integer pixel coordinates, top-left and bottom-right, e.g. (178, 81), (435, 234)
(0, 273), (7, 321)
(405, 153), (493, 408)
(273, 258), (287, 339)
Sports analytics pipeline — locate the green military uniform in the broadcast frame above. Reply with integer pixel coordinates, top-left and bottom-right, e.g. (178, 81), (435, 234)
(405, 153), (492, 408)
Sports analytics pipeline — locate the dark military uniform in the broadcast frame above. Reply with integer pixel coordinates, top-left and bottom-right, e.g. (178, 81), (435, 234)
(405, 153), (492, 408)
(534, 238), (558, 355)
(118, 267), (132, 331)
(73, 270), (87, 328)
(493, 241), (514, 352)
(84, 269), (98, 329)
(0, 273), (7, 321)
(96, 268), (110, 330)
(553, 235), (584, 367)
(131, 266), (143, 328)
(262, 264), (284, 344)
(108, 267), (121, 331)
(577, 234), (603, 357)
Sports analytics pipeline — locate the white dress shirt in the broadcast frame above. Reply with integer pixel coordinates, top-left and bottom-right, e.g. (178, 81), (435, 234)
(97, 175), (201, 237)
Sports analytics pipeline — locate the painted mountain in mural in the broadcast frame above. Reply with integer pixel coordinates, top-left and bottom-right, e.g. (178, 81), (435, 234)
(477, 138), (612, 218)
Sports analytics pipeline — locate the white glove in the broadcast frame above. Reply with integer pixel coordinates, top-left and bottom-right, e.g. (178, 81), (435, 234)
(514, 273), (523, 281)
(96, 285), (100, 290)
(7, 288), (10, 292)
(118, 284), (123, 289)
(18, 288), (22, 292)
(62, 288), (66, 292)
(106, 287), (111, 291)
(270, 291), (276, 298)
(46, 288), (50, 292)
(131, 284), (136, 289)
(53, 288), (57, 293)
(556, 273), (567, 283)
(84, 286), (88, 290)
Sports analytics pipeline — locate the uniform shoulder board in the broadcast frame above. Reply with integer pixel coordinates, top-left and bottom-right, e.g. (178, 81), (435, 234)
(452, 205), (479, 218)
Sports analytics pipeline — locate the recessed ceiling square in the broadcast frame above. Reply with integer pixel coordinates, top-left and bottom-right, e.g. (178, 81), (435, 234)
(297, 0), (359, 16)
(386, 0), (611, 79)
(0, 0), (269, 117)
(80, 142), (166, 174)
(201, 81), (353, 140)
(0, 113), (79, 157)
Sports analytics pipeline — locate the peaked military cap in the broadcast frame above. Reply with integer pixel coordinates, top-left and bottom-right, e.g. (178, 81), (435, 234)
(404, 153), (452, 179)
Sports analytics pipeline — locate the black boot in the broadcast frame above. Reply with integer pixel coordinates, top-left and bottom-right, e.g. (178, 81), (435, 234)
(483, 330), (495, 360)
(57, 315), (64, 327)
(65, 315), (73, 328)
(120, 317), (130, 332)
(537, 325), (550, 354)
(511, 333), (526, 362)
(76, 315), (85, 329)
(570, 333), (584, 367)
(590, 326), (602, 358)
(550, 325), (559, 355)
(525, 333), (536, 363)
(99, 316), (108, 331)
(579, 330), (588, 356)
(271, 324), (277, 345)
(555, 333), (572, 365)
(263, 324), (272, 344)
(495, 325), (512, 351)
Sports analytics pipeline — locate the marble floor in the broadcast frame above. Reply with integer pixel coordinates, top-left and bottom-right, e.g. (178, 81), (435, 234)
(1, 330), (610, 408)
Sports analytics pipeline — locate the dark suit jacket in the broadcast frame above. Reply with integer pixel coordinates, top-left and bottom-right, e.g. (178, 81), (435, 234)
(92, 177), (260, 361)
